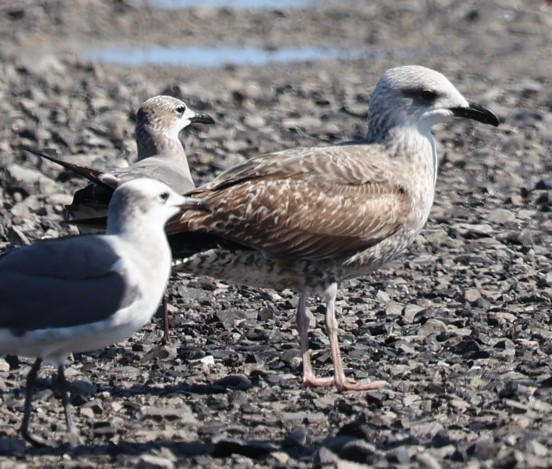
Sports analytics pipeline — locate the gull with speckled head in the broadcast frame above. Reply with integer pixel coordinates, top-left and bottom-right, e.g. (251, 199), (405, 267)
(0, 178), (210, 447)
(167, 65), (499, 392)
(31, 95), (215, 221)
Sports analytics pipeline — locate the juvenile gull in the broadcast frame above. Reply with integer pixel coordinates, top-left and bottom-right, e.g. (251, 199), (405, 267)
(32, 95), (214, 222)
(0, 178), (210, 447)
(167, 65), (499, 391)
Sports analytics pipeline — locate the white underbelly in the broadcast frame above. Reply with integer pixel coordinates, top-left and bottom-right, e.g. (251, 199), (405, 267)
(0, 293), (161, 365)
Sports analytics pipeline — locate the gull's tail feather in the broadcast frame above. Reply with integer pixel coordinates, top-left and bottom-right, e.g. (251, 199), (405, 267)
(23, 148), (118, 190)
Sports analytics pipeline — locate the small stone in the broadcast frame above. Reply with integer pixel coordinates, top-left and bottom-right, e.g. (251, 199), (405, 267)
(0, 357), (10, 372)
(398, 342), (416, 355)
(403, 304), (423, 322)
(450, 397), (470, 411)
(385, 302), (403, 316)
(269, 452), (289, 465)
(135, 455), (174, 469)
(6, 164), (58, 195)
(283, 428), (307, 447)
(198, 355), (215, 366)
(419, 318), (448, 336)
(376, 290), (391, 302)
(526, 439), (548, 457)
(472, 437), (497, 461)
(80, 407), (95, 420)
(389, 446), (410, 465)
(47, 193), (75, 206)
(464, 288), (481, 304)
(415, 452), (442, 469)
(316, 447), (340, 465)
(258, 307), (274, 321)
(454, 223), (494, 238)
(486, 208), (516, 224)
(244, 115), (266, 129)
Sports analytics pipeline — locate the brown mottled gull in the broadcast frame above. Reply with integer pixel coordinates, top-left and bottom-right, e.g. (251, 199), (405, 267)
(168, 65), (499, 391)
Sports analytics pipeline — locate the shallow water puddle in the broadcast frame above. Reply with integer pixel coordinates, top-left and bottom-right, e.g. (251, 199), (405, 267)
(80, 45), (365, 68)
(132, 0), (314, 9)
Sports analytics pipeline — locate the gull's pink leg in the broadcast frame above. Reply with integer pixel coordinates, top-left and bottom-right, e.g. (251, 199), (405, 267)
(324, 283), (388, 392)
(296, 292), (333, 387)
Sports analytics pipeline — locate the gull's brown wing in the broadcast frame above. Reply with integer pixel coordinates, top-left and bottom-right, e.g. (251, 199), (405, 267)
(173, 144), (412, 261)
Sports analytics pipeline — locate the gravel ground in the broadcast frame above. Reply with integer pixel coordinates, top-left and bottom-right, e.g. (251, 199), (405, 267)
(0, 0), (551, 467)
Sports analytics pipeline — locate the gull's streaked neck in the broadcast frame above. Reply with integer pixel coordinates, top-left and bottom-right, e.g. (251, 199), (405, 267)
(136, 125), (187, 161)
(367, 112), (439, 187)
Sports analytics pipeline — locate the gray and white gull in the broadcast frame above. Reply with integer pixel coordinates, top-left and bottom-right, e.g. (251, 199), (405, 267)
(0, 178), (209, 447)
(167, 65), (499, 392)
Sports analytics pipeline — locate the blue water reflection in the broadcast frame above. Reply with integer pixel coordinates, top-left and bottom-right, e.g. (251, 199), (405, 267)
(81, 45), (365, 68)
(133, 0), (314, 9)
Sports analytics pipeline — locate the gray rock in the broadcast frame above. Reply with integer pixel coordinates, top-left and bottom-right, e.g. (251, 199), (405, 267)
(135, 455), (175, 469)
(419, 318), (448, 336)
(6, 164), (58, 195)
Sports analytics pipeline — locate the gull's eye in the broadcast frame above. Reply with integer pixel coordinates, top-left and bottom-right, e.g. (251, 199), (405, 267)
(402, 88), (439, 103)
(175, 105), (186, 116)
(419, 89), (438, 102)
(159, 191), (170, 203)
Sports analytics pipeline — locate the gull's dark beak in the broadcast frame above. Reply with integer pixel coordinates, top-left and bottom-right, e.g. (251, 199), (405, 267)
(178, 197), (211, 213)
(450, 102), (499, 126)
(190, 112), (215, 125)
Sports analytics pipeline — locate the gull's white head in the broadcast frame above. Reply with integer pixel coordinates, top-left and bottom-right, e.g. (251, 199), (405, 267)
(367, 65), (498, 141)
(107, 178), (210, 234)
